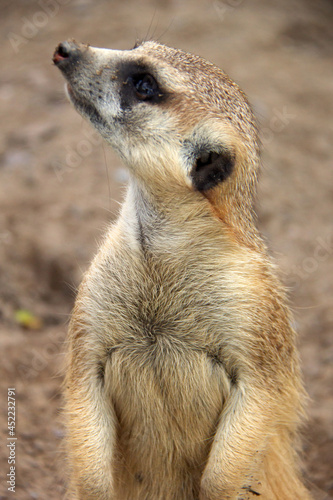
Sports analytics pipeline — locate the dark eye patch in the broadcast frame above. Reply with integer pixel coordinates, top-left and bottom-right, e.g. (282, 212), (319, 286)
(129, 73), (160, 101)
(117, 60), (166, 109)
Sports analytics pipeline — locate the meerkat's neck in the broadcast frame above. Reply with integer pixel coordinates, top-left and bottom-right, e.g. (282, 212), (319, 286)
(119, 175), (261, 257)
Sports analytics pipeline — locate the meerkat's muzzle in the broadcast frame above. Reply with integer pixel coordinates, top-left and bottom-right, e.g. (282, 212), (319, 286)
(53, 40), (117, 128)
(53, 40), (92, 98)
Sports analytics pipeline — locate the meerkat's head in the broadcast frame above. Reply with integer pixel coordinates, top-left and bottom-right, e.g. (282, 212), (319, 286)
(53, 40), (260, 231)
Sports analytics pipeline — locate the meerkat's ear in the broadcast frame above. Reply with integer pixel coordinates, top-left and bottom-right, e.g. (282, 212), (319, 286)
(191, 149), (235, 192)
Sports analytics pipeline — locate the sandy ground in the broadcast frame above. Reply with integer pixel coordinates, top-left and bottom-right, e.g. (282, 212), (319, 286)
(0, 0), (332, 498)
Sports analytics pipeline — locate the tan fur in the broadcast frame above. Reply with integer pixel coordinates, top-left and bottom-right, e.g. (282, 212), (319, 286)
(53, 40), (312, 499)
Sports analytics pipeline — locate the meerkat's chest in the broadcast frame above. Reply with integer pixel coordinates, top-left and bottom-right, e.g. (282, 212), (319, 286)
(90, 249), (235, 405)
(100, 277), (231, 479)
(91, 248), (235, 366)
(79, 240), (239, 487)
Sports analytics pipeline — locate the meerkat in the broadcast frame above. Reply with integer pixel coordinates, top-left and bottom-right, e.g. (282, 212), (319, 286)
(53, 40), (312, 500)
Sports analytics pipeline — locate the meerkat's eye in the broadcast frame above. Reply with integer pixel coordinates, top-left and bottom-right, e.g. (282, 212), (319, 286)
(130, 73), (160, 101)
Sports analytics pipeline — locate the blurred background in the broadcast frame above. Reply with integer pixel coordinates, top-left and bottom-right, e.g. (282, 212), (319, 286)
(0, 0), (332, 498)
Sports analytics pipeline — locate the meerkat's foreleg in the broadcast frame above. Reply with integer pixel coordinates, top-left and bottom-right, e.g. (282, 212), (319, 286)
(64, 325), (116, 500)
(200, 383), (306, 500)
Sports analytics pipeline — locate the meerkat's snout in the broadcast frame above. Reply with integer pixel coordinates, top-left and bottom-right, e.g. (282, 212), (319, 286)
(53, 40), (119, 131)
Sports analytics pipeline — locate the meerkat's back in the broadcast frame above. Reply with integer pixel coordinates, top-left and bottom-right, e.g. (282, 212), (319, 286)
(53, 40), (312, 500)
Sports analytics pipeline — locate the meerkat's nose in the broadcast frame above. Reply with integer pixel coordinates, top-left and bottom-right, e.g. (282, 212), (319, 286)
(53, 40), (85, 70)
(53, 41), (75, 63)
